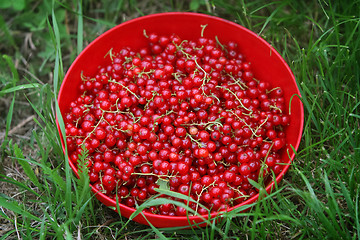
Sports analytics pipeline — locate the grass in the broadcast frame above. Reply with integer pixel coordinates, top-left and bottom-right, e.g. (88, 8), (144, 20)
(0, 0), (359, 239)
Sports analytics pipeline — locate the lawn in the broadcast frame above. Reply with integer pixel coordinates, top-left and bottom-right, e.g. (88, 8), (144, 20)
(0, 0), (359, 239)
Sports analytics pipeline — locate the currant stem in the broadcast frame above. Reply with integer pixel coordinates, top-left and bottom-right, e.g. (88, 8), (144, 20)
(152, 110), (174, 132)
(253, 116), (269, 138)
(138, 69), (155, 78)
(230, 111), (259, 137)
(174, 40), (193, 60)
(144, 92), (159, 110)
(270, 104), (283, 113)
(227, 73), (247, 90)
(260, 142), (275, 180)
(181, 118), (223, 131)
(266, 87), (280, 94)
(143, 29), (149, 38)
(215, 36), (227, 53)
(227, 184), (249, 198)
(131, 172), (176, 179)
(194, 57), (212, 95)
(186, 133), (205, 148)
(108, 79), (140, 99)
(195, 181), (215, 213)
(82, 112), (105, 144)
(104, 48), (114, 61)
(81, 71), (86, 82)
(215, 85), (252, 113)
(209, 93), (221, 104)
(200, 24), (208, 37)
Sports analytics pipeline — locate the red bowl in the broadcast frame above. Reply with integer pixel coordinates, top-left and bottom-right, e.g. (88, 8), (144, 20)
(57, 12), (304, 228)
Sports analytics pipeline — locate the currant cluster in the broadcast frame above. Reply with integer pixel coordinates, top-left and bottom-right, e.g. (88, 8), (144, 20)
(63, 30), (290, 216)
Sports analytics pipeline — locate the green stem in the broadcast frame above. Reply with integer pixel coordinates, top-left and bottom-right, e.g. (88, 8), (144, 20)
(215, 85), (252, 113)
(109, 79), (139, 99)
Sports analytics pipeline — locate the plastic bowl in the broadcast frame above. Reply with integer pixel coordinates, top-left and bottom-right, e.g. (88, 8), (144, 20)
(57, 12), (304, 228)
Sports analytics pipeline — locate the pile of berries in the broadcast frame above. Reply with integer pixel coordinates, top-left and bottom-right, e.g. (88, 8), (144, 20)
(63, 30), (290, 216)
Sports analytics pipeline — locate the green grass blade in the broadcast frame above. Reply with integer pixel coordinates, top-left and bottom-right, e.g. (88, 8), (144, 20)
(0, 174), (41, 198)
(2, 55), (19, 86)
(32, 117), (61, 155)
(51, 3), (72, 220)
(51, 17), (61, 94)
(12, 143), (42, 190)
(323, 171), (347, 238)
(0, 83), (41, 95)
(129, 197), (195, 220)
(355, 186), (360, 240)
(0, 197), (41, 222)
(248, 178), (264, 190)
(72, 196), (93, 225)
(349, 113), (360, 119)
(0, 229), (16, 240)
(26, 96), (47, 123)
(55, 1), (117, 28)
(257, 2), (286, 36)
(296, 168), (339, 238)
(39, 215), (47, 240)
(1, 93), (15, 155)
(255, 214), (299, 224)
(16, 132), (66, 192)
(140, 212), (167, 240)
(77, 0), (83, 55)
(297, 128), (345, 155)
(223, 216), (231, 239)
(210, 217), (216, 240)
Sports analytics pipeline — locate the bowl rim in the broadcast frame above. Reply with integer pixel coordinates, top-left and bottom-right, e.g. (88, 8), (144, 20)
(56, 11), (304, 224)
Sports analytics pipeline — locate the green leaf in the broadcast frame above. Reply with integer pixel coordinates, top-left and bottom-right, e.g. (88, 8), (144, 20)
(43, 165), (66, 192)
(0, 1), (11, 9)
(12, 0), (26, 11)
(0, 15), (16, 49)
(71, 145), (92, 223)
(156, 178), (170, 191)
(76, 145), (90, 187)
(190, 0), (201, 11)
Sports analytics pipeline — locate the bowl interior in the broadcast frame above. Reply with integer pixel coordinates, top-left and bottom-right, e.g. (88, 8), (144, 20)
(57, 12), (304, 228)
